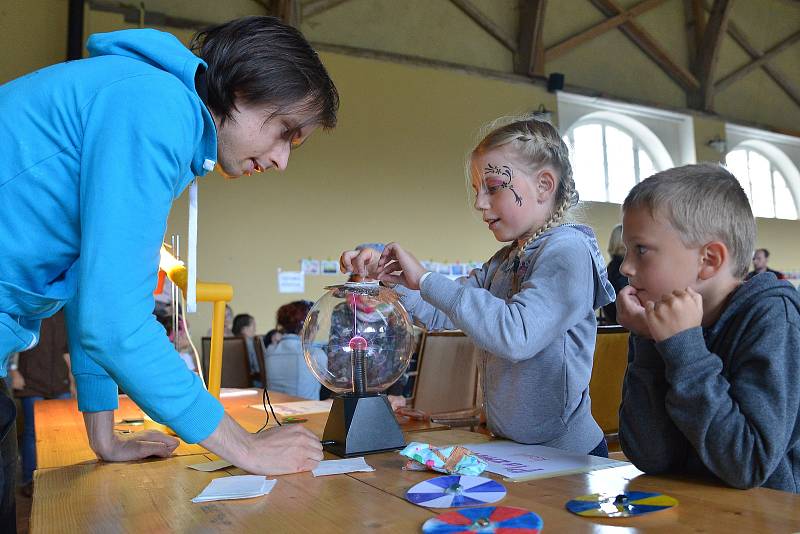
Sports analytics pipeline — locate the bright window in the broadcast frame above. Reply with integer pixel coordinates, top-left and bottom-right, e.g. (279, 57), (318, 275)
(726, 148), (798, 219)
(565, 123), (659, 204)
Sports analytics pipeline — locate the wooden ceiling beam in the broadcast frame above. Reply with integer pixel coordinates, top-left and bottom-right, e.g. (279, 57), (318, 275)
(275, 0), (300, 26)
(691, 0), (706, 51)
(304, 0), (352, 19)
(705, 0), (800, 109)
(449, 0), (517, 52)
(516, 0), (547, 76)
(689, 0), (732, 110)
(715, 30), (800, 92)
(591, 0), (700, 91)
(545, 0), (666, 62)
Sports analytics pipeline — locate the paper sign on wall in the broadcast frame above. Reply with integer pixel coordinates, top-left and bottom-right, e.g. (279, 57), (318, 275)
(278, 270), (305, 293)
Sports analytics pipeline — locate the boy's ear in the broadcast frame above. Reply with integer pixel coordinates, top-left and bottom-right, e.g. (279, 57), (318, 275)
(698, 241), (728, 280)
(536, 169), (557, 202)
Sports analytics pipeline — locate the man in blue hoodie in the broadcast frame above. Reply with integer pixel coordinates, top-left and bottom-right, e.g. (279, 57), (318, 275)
(0, 16), (338, 525)
(617, 164), (800, 493)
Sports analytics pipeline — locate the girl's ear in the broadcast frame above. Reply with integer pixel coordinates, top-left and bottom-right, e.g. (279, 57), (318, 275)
(536, 169), (557, 202)
(698, 241), (728, 280)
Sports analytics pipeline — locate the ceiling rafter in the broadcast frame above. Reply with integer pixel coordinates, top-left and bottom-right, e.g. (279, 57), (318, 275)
(590, 0), (700, 91)
(545, 0), (666, 62)
(275, 0), (301, 26)
(689, 0), (732, 110)
(449, 0), (517, 52)
(700, 0), (800, 109)
(715, 30), (800, 93)
(304, 0), (353, 19)
(516, 0), (547, 76)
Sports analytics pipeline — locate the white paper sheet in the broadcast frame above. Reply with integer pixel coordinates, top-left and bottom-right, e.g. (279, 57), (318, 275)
(312, 457), (375, 477)
(277, 270), (305, 293)
(249, 399), (332, 416)
(191, 476), (276, 503)
(464, 441), (629, 482)
(187, 459), (233, 472)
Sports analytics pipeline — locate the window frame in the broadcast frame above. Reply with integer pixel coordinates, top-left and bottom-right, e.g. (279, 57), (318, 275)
(726, 144), (799, 220)
(564, 114), (671, 204)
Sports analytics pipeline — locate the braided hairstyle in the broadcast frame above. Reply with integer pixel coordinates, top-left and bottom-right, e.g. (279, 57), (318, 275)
(472, 118), (578, 255)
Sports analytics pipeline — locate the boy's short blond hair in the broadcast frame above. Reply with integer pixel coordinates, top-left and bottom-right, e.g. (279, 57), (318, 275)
(623, 163), (756, 278)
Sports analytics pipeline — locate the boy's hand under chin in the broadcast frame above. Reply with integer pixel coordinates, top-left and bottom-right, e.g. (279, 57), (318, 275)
(644, 287), (703, 342)
(616, 285), (653, 338)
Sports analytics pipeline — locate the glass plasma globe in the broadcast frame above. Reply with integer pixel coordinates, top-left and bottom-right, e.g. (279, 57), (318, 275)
(301, 281), (416, 394)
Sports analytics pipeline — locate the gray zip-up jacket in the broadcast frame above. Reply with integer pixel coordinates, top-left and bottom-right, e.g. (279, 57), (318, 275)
(396, 224), (615, 454)
(619, 272), (800, 492)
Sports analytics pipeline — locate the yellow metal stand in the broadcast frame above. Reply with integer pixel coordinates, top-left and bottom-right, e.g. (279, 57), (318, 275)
(160, 247), (233, 400)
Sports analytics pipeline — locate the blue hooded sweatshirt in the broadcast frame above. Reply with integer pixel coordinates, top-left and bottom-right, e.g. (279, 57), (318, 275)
(0, 29), (222, 443)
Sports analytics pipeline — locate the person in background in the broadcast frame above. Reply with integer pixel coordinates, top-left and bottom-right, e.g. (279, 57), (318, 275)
(264, 329), (283, 349)
(208, 304), (235, 337)
(602, 224), (628, 324)
(10, 311), (74, 497)
(265, 301), (327, 400)
(745, 248), (785, 281)
(233, 313), (263, 387)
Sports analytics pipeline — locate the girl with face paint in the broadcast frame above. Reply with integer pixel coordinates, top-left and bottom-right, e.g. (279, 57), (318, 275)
(340, 118), (616, 456)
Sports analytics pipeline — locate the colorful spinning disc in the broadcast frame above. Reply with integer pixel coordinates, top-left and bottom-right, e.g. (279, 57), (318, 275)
(565, 491), (678, 518)
(406, 475), (506, 508)
(422, 506), (543, 533)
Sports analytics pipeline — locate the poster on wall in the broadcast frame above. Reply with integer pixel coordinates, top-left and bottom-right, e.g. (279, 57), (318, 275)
(278, 270), (305, 293)
(301, 259), (321, 275)
(322, 260), (339, 275)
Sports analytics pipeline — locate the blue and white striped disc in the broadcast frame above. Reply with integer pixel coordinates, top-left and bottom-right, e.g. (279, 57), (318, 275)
(405, 475), (506, 508)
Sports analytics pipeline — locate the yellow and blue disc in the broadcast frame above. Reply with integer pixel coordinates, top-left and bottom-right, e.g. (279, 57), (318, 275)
(422, 506), (543, 533)
(565, 491), (678, 518)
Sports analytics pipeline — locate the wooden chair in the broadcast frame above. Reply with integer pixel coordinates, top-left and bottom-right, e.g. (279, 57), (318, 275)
(405, 330), (481, 427)
(251, 335), (267, 387)
(201, 336), (252, 389)
(588, 325), (630, 448)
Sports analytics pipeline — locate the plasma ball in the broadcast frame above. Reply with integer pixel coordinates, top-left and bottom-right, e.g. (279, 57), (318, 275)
(349, 336), (368, 351)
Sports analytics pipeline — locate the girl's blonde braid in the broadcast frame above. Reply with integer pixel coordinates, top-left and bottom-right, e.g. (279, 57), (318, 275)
(511, 169), (578, 293)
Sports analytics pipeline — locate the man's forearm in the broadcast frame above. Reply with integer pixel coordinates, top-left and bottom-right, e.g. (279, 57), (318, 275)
(199, 412), (252, 468)
(83, 410), (116, 457)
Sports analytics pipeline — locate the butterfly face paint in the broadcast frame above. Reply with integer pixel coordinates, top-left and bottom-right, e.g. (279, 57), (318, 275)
(471, 145), (554, 245)
(484, 163), (523, 207)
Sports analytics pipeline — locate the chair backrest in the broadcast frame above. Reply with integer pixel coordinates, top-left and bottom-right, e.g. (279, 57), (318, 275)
(201, 336), (252, 389)
(410, 330), (480, 415)
(589, 325), (630, 436)
(251, 335), (267, 387)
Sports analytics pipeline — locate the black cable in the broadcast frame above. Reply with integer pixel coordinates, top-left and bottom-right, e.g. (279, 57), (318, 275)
(257, 386), (282, 433)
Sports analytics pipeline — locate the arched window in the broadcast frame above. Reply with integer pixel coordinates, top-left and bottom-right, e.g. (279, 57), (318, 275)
(563, 112), (673, 204)
(726, 143), (799, 220)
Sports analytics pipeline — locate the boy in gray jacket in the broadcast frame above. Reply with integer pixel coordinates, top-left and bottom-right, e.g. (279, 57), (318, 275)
(617, 163), (800, 493)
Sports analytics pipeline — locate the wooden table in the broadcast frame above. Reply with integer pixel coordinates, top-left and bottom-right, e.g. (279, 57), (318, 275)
(33, 389), (445, 469)
(31, 395), (800, 532)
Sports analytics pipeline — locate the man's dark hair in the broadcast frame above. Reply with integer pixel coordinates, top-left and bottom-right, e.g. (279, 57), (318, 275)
(232, 313), (254, 336)
(756, 248), (770, 258)
(191, 16), (338, 129)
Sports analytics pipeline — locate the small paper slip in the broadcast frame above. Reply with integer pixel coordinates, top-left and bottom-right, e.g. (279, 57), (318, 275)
(249, 399), (332, 416)
(312, 457), (375, 477)
(187, 459), (233, 472)
(191, 476), (276, 503)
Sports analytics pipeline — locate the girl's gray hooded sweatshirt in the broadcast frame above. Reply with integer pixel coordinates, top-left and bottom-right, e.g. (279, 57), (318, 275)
(395, 224), (615, 454)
